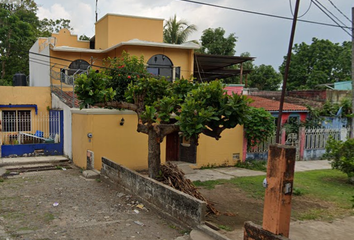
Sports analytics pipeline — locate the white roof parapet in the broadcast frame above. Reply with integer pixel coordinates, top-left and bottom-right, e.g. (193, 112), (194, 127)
(51, 39), (200, 53)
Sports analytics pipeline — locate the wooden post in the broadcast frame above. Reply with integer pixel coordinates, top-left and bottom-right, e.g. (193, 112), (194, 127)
(240, 63), (244, 84)
(298, 127), (305, 161)
(262, 144), (296, 238)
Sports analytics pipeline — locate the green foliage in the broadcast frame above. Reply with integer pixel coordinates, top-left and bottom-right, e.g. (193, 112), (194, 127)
(235, 160), (267, 171)
(248, 64), (282, 90)
(38, 18), (73, 37)
(74, 70), (115, 109)
(325, 137), (354, 180)
(0, 1), (38, 84)
(163, 14), (197, 44)
(280, 38), (352, 90)
(105, 52), (149, 102)
(0, 0), (73, 85)
(176, 81), (251, 140)
(199, 27), (237, 56)
(244, 107), (275, 147)
(79, 35), (90, 41)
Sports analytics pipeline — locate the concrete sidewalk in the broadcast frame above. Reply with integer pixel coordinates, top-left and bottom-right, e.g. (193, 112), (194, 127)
(185, 160), (332, 182)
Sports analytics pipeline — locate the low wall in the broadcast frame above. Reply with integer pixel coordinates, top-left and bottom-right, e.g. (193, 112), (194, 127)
(303, 149), (326, 160)
(101, 157), (206, 228)
(1, 142), (63, 157)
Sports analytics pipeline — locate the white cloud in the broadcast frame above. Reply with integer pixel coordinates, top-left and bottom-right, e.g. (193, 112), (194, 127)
(34, 0), (353, 69)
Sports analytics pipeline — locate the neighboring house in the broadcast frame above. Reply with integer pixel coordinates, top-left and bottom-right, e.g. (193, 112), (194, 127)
(334, 81), (352, 90)
(248, 96), (309, 126)
(27, 13), (250, 170)
(0, 86), (63, 157)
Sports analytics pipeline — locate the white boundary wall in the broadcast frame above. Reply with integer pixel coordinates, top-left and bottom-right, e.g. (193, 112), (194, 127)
(52, 93), (75, 159)
(29, 39), (50, 87)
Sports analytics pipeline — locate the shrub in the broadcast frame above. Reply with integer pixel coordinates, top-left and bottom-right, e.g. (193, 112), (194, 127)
(325, 137), (354, 182)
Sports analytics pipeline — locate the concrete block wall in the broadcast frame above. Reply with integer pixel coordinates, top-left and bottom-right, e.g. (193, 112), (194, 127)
(101, 157), (206, 228)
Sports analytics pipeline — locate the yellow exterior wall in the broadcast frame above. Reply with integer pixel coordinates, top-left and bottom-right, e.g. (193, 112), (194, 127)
(0, 87), (52, 144)
(196, 126), (244, 168)
(95, 14), (163, 50)
(71, 109), (243, 171)
(109, 46), (194, 78)
(0, 86), (51, 114)
(72, 110), (166, 170)
(52, 29), (90, 48)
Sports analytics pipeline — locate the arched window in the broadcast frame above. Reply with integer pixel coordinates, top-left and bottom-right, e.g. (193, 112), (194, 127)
(68, 59), (90, 73)
(61, 59), (90, 85)
(147, 54), (180, 81)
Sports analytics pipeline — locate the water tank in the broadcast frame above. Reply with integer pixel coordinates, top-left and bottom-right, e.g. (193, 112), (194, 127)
(13, 73), (27, 86)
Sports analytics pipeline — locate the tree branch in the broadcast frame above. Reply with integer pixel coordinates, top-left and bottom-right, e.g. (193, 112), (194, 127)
(137, 123), (149, 134)
(202, 126), (226, 140)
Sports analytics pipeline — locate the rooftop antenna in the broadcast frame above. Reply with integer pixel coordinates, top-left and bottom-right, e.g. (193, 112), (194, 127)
(95, 0), (98, 22)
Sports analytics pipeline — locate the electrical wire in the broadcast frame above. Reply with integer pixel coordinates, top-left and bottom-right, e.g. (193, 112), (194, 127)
(289, 0), (312, 18)
(312, 0), (349, 30)
(175, 0), (351, 29)
(311, 0), (352, 37)
(327, 0), (352, 23)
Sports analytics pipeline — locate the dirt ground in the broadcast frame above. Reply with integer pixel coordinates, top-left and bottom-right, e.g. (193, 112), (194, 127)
(0, 167), (186, 240)
(198, 183), (354, 239)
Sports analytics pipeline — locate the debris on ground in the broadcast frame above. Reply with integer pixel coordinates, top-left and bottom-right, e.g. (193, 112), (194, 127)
(159, 162), (219, 215)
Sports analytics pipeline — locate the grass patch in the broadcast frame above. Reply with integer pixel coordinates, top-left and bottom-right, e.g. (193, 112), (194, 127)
(218, 225), (232, 231)
(235, 160), (267, 171)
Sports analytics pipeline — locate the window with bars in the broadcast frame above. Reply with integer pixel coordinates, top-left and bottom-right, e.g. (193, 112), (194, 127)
(2, 110), (31, 132)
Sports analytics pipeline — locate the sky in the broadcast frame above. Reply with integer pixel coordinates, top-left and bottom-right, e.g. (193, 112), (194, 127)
(34, 0), (353, 70)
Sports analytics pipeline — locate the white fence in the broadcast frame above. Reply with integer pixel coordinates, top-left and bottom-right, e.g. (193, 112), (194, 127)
(0, 112), (61, 145)
(304, 128), (344, 150)
(246, 127), (349, 160)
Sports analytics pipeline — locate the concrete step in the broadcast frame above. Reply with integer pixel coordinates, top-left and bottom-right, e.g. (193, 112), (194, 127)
(82, 169), (100, 179)
(0, 156), (69, 167)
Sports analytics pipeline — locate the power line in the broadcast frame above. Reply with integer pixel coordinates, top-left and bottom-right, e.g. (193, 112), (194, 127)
(289, 0), (312, 18)
(327, 0), (352, 23)
(311, 0), (352, 37)
(176, 0), (351, 29)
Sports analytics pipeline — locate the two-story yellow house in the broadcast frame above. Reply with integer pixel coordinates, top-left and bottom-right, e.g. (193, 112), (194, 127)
(27, 13), (245, 171)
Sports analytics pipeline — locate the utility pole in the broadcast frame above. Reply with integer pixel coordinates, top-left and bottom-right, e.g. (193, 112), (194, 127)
(276, 0), (301, 143)
(95, 0), (98, 22)
(351, 7), (354, 139)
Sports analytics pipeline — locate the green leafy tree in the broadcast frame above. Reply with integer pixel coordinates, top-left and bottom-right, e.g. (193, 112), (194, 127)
(104, 52), (150, 102)
(280, 38), (352, 90)
(79, 34), (90, 41)
(39, 18), (73, 37)
(0, 1), (38, 84)
(75, 54), (274, 179)
(325, 137), (354, 183)
(163, 14), (197, 44)
(199, 27), (237, 56)
(248, 64), (282, 90)
(244, 107), (275, 148)
(0, 0), (74, 85)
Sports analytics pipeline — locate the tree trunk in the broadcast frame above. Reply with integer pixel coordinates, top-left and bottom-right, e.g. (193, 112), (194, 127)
(148, 128), (161, 179)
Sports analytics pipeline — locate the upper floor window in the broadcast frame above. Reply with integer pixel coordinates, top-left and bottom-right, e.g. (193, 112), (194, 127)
(147, 54), (180, 81)
(61, 59), (90, 85)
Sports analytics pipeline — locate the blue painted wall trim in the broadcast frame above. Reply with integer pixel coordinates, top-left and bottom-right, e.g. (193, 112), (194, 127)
(1, 143), (63, 157)
(0, 104), (38, 114)
(1, 110), (64, 157)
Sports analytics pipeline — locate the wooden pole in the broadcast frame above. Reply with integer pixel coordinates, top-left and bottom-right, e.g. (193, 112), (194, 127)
(350, 7), (354, 138)
(262, 144), (296, 237)
(276, 0), (300, 143)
